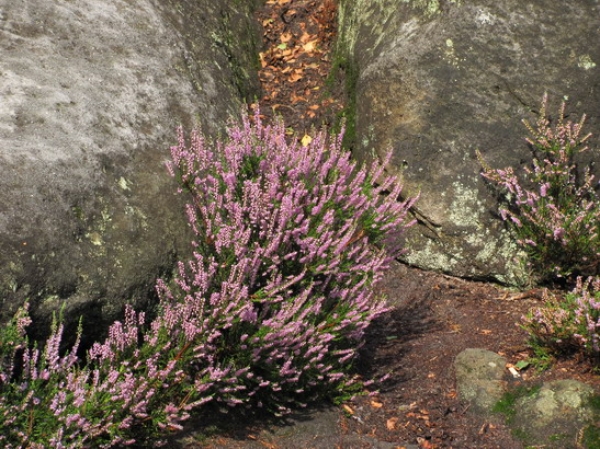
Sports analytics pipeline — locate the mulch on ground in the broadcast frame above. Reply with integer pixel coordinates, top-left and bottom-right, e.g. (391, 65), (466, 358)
(250, 0), (343, 135)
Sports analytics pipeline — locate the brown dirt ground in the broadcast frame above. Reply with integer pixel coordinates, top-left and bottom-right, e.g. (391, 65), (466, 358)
(165, 2), (600, 448)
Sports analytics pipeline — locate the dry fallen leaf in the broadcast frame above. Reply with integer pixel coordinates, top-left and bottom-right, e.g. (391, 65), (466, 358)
(259, 441), (277, 449)
(342, 404), (355, 415)
(302, 39), (318, 54)
(259, 52), (268, 68)
(300, 31), (314, 43)
(371, 400), (384, 409)
(386, 417), (399, 430)
(301, 134), (312, 146)
(416, 437), (434, 449)
(290, 93), (307, 103)
(288, 70), (303, 83)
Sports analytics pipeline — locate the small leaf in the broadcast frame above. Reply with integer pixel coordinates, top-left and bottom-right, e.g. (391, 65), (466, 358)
(386, 417), (398, 430)
(288, 71), (303, 83)
(342, 404), (355, 415)
(515, 360), (530, 370)
(301, 134), (313, 146)
(303, 40), (318, 53)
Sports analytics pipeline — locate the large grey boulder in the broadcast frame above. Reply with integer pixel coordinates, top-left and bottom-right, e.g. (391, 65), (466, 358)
(337, 0), (600, 283)
(0, 0), (260, 340)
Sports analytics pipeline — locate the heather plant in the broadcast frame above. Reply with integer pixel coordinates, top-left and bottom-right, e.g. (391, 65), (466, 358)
(160, 110), (417, 412)
(522, 276), (600, 359)
(479, 94), (600, 284)
(0, 301), (222, 448)
(0, 110), (416, 447)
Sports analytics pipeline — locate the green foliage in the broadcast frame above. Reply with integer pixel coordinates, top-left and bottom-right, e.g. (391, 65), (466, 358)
(513, 343), (555, 373)
(579, 395), (600, 449)
(583, 425), (600, 449)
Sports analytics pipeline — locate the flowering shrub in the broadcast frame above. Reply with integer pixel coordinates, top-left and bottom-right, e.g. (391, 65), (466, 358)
(0, 303), (223, 448)
(522, 276), (600, 358)
(479, 94), (600, 283)
(0, 110), (416, 447)
(160, 110), (417, 412)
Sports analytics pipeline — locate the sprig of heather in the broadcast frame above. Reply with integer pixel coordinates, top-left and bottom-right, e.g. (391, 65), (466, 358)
(522, 276), (600, 358)
(479, 94), (599, 284)
(162, 109), (417, 411)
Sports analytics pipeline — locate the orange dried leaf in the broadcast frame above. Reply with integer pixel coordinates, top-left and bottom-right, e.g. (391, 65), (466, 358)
(416, 437), (434, 449)
(303, 40), (318, 54)
(290, 93), (307, 104)
(259, 441), (276, 449)
(259, 52), (268, 68)
(342, 404), (355, 415)
(300, 32), (314, 43)
(386, 417), (399, 430)
(371, 400), (384, 409)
